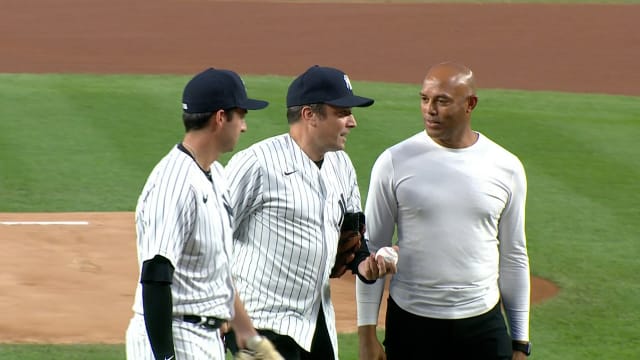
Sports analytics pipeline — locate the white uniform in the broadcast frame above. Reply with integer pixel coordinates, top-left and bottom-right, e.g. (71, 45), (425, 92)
(125, 144), (236, 360)
(357, 132), (530, 341)
(225, 133), (362, 358)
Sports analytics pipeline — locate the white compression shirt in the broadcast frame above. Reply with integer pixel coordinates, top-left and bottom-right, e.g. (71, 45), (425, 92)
(357, 131), (530, 341)
(225, 133), (363, 356)
(131, 145), (235, 320)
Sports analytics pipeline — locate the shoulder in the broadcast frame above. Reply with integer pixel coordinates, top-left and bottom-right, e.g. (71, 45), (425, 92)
(143, 147), (199, 199)
(375, 132), (426, 165)
(155, 146), (198, 178)
(325, 150), (357, 173)
(234, 134), (289, 160)
(478, 133), (524, 167)
(328, 149), (354, 163)
(226, 134), (291, 177)
(210, 161), (225, 177)
(252, 133), (290, 150)
(386, 132), (427, 154)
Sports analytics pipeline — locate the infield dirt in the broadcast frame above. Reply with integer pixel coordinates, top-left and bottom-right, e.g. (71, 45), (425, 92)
(2, 0), (637, 344)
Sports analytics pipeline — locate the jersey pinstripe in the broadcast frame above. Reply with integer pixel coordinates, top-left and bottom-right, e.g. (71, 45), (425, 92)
(126, 144), (235, 359)
(126, 314), (225, 360)
(225, 133), (362, 357)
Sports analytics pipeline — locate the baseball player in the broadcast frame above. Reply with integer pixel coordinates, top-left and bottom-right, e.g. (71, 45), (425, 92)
(223, 65), (397, 360)
(356, 62), (531, 359)
(125, 68), (282, 360)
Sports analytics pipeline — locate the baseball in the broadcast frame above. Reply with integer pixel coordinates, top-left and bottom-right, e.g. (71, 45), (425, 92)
(375, 246), (398, 265)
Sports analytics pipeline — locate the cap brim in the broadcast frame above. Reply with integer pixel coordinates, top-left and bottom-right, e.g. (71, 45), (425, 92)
(325, 95), (374, 108)
(240, 98), (269, 110)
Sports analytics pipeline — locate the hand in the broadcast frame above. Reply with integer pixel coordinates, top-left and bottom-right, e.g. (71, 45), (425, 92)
(234, 336), (284, 360)
(358, 245), (398, 281)
(512, 350), (528, 360)
(330, 230), (361, 278)
(235, 350), (255, 360)
(220, 321), (231, 335)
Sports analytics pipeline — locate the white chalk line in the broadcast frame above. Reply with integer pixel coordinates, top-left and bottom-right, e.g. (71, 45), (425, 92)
(0, 221), (90, 225)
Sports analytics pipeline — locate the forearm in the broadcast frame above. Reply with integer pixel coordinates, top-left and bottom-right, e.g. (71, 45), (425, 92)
(358, 324), (379, 340)
(499, 179), (530, 341)
(356, 275), (385, 326)
(499, 261), (530, 340)
(141, 255), (175, 360)
(229, 292), (259, 349)
(142, 282), (175, 359)
(501, 288), (530, 340)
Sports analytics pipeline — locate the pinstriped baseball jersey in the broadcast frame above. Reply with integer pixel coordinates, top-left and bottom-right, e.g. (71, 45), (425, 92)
(225, 133), (362, 356)
(131, 144), (235, 319)
(126, 313), (225, 359)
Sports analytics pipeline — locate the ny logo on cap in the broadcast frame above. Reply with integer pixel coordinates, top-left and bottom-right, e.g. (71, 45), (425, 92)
(343, 75), (353, 90)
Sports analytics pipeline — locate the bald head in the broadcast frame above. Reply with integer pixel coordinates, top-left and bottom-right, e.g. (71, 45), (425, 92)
(424, 62), (476, 98)
(420, 62), (479, 148)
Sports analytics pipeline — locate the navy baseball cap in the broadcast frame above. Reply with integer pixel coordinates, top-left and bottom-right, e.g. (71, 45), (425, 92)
(286, 65), (374, 108)
(182, 68), (268, 113)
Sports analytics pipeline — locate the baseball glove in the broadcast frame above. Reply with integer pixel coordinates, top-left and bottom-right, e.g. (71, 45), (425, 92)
(234, 336), (283, 360)
(330, 212), (365, 278)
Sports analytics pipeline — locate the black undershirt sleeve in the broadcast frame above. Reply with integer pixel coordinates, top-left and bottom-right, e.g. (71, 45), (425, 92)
(343, 212), (377, 284)
(351, 237), (377, 284)
(141, 255), (176, 360)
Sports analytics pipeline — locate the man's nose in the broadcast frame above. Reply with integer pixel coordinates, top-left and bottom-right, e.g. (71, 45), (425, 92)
(346, 115), (357, 128)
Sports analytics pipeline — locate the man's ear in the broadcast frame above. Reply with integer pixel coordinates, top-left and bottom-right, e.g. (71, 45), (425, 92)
(210, 109), (225, 131)
(301, 106), (318, 127)
(467, 95), (478, 112)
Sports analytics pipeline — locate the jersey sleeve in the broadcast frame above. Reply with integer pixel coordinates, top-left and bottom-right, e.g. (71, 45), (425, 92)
(497, 157), (531, 341)
(343, 153), (363, 213)
(364, 150), (397, 253)
(137, 178), (197, 266)
(357, 149), (397, 326)
(225, 149), (262, 235)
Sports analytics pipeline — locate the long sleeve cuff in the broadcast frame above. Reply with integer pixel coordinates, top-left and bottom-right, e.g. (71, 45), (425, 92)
(356, 277), (386, 326)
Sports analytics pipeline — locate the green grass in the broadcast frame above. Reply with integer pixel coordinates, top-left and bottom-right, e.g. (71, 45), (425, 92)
(0, 333), (365, 359)
(1, 73), (639, 359)
(0, 344), (124, 359)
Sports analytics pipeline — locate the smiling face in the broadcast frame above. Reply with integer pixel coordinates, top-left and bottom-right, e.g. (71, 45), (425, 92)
(420, 63), (478, 148)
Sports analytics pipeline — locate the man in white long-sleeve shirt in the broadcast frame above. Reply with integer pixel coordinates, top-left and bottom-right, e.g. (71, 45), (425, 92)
(356, 62), (531, 360)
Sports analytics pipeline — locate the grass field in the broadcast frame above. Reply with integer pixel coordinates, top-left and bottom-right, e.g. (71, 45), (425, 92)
(1, 72), (639, 359)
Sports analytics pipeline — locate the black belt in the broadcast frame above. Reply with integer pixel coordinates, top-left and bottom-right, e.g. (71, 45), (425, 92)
(181, 315), (226, 330)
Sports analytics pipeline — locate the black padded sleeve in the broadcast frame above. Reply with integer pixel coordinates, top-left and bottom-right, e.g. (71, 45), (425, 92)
(343, 212), (377, 284)
(141, 255), (176, 360)
(351, 238), (376, 284)
(141, 255), (174, 284)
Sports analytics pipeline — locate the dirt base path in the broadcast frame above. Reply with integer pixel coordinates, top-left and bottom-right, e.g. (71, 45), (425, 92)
(1, 0), (634, 344)
(1, 1), (638, 96)
(1, 212), (556, 343)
